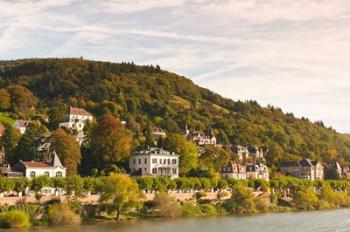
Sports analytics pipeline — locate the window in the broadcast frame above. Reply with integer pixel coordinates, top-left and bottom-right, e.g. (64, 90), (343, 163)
(56, 171), (62, 177)
(168, 159), (170, 164)
(152, 168), (157, 174)
(133, 159), (136, 164)
(160, 159), (162, 164)
(152, 158), (157, 164)
(30, 171), (36, 178)
(172, 168), (177, 174)
(138, 159), (141, 164)
(44, 171), (50, 177)
(144, 158), (147, 164)
(172, 159), (177, 164)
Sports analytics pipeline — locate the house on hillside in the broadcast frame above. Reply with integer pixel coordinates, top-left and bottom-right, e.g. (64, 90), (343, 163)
(191, 131), (217, 146)
(59, 106), (93, 133)
(220, 161), (246, 180)
(12, 153), (66, 178)
(246, 163), (269, 180)
(232, 145), (265, 163)
(0, 123), (5, 137)
(280, 158), (324, 180)
(324, 161), (343, 179)
(59, 106), (93, 145)
(152, 127), (167, 139)
(129, 147), (179, 179)
(13, 119), (31, 135)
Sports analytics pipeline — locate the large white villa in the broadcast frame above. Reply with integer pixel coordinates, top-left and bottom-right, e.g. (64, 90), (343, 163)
(129, 147), (179, 179)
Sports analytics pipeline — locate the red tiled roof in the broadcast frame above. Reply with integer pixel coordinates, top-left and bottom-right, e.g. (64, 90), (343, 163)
(0, 124), (5, 136)
(21, 161), (53, 168)
(69, 107), (92, 116)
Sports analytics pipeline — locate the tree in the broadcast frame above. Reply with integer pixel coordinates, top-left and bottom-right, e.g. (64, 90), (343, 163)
(99, 173), (141, 219)
(14, 121), (48, 162)
(6, 84), (37, 116)
(199, 145), (232, 172)
(0, 125), (21, 164)
(0, 88), (11, 110)
(47, 100), (68, 130)
(50, 129), (81, 176)
(91, 115), (132, 168)
(164, 133), (198, 176)
(153, 192), (181, 217)
(224, 185), (255, 214)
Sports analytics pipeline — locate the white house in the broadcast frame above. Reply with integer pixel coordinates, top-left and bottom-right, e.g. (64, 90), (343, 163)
(129, 147), (179, 179)
(12, 153), (66, 178)
(59, 106), (93, 133)
(246, 163), (269, 181)
(191, 131), (217, 146)
(13, 119), (31, 135)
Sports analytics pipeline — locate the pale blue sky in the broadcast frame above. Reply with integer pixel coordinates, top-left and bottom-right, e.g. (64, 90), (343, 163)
(1, 0), (350, 132)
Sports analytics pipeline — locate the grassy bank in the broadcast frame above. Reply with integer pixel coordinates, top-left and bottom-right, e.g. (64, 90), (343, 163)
(1, 175), (350, 228)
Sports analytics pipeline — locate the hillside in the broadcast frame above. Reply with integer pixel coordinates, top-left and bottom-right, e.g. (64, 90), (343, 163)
(0, 58), (349, 166)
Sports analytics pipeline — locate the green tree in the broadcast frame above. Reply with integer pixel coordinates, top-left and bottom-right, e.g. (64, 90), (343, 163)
(0, 125), (21, 164)
(47, 100), (68, 130)
(199, 145), (232, 172)
(49, 129), (81, 176)
(14, 121), (48, 162)
(164, 133), (198, 176)
(99, 173), (141, 219)
(224, 185), (255, 214)
(91, 115), (132, 169)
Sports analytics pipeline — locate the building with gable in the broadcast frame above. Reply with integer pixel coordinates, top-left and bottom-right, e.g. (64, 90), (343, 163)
(12, 153), (66, 178)
(280, 158), (324, 180)
(220, 161), (246, 180)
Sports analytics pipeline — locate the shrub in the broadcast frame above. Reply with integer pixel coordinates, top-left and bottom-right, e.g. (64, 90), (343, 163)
(254, 197), (270, 212)
(0, 210), (30, 228)
(154, 192), (181, 217)
(181, 203), (202, 217)
(47, 202), (81, 225)
(293, 188), (318, 210)
(224, 185), (255, 214)
(199, 204), (217, 216)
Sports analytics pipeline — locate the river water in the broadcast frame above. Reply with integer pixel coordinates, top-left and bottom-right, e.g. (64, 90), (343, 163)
(8, 209), (350, 232)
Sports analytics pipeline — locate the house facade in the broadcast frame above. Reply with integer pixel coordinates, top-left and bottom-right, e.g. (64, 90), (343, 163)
(232, 145), (265, 163)
(152, 127), (167, 138)
(59, 107), (93, 145)
(12, 153), (66, 178)
(129, 147), (179, 179)
(220, 161), (246, 180)
(280, 158), (324, 180)
(59, 107), (93, 133)
(246, 163), (269, 181)
(191, 131), (217, 146)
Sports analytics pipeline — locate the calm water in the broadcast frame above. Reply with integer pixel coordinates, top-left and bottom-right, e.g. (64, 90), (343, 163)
(8, 209), (350, 232)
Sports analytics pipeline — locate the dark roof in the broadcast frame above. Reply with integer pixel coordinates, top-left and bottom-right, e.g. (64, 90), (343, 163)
(299, 158), (313, 167)
(280, 161), (300, 167)
(247, 145), (259, 153)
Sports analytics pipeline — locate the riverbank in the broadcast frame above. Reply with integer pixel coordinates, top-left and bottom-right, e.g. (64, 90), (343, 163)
(0, 174), (350, 229)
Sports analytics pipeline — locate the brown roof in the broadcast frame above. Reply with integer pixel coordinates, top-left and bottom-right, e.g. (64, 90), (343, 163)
(0, 124), (5, 136)
(15, 119), (31, 128)
(21, 161), (53, 168)
(69, 107), (92, 116)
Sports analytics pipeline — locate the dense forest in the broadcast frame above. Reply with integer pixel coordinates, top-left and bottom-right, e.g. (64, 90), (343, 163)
(0, 58), (349, 170)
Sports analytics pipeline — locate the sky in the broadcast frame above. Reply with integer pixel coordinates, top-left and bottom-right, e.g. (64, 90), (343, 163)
(1, 0), (350, 132)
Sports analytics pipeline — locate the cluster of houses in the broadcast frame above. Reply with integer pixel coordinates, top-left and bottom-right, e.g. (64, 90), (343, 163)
(0, 106), (350, 183)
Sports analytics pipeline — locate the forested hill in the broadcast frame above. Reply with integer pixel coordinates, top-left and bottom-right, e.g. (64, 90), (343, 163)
(0, 58), (349, 166)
